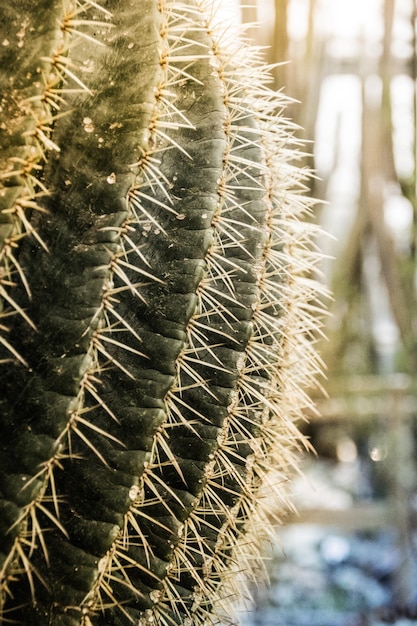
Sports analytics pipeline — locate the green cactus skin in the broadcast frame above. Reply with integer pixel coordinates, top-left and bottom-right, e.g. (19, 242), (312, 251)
(0, 1), (324, 624)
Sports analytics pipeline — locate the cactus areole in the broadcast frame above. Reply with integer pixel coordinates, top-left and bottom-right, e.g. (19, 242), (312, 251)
(0, 1), (324, 624)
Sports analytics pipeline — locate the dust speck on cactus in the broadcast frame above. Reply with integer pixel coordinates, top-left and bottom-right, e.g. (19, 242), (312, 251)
(0, 1), (326, 625)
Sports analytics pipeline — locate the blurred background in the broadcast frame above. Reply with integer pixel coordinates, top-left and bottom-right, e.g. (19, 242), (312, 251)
(223, 1), (417, 624)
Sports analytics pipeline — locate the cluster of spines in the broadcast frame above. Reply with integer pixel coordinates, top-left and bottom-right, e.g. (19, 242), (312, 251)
(0, 0), (163, 618)
(86, 3), (323, 625)
(148, 12), (322, 622)
(0, 1), (113, 364)
(80, 4), (232, 621)
(0, 0), (117, 609)
(0, 1), (325, 625)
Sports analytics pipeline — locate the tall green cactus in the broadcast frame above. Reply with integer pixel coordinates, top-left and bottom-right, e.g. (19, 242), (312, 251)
(0, 1), (324, 624)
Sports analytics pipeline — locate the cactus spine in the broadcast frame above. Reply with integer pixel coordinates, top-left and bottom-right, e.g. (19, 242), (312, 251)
(0, 1), (324, 624)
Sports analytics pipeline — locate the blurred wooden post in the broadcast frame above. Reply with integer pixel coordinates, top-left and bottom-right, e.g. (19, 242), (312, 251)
(239, 0), (259, 43)
(271, 0), (289, 89)
(387, 384), (416, 605)
(239, 0), (257, 24)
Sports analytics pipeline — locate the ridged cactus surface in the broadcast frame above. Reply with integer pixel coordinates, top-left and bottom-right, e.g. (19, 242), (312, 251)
(0, 1), (323, 624)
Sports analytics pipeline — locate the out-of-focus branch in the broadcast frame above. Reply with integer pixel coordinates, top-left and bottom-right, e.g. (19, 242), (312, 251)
(239, 0), (259, 42)
(361, 79), (414, 359)
(271, 0), (289, 88)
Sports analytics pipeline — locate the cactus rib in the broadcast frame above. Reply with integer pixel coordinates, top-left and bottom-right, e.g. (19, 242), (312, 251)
(1, 0), (164, 618)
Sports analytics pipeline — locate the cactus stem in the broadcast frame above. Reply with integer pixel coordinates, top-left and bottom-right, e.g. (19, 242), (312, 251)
(1, 1), (326, 623)
(0, 0), (113, 364)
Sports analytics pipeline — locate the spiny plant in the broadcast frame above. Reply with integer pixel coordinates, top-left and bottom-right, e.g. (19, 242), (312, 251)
(0, 1), (325, 624)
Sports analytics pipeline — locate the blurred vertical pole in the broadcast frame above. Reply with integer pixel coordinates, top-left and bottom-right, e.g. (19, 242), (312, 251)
(387, 385), (416, 607)
(269, 0), (322, 177)
(412, 0), (417, 259)
(363, 0), (413, 355)
(239, 0), (258, 23)
(271, 0), (289, 88)
(380, 0), (396, 181)
(239, 0), (259, 42)
(301, 0), (322, 139)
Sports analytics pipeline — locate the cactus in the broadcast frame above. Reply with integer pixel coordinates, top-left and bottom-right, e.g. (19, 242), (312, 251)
(0, 1), (324, 624)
